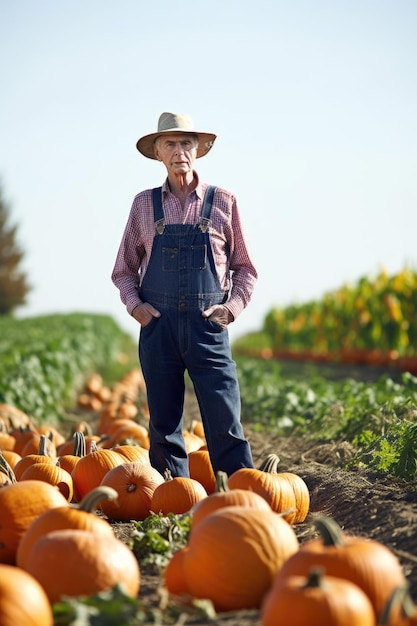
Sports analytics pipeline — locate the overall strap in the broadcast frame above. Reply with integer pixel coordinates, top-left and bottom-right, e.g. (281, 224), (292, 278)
(199, 185), (216, 232)
(152, 185), (216, 235)
(151, 187), (165, 234)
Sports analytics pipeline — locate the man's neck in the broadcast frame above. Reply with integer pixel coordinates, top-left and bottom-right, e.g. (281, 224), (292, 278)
(167, 171), (197, 201)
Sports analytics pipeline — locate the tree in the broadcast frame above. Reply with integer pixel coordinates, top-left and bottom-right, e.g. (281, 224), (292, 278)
(0, 184), (31, 314)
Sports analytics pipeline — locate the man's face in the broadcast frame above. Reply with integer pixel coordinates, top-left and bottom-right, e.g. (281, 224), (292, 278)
(154, 133), (198, 176)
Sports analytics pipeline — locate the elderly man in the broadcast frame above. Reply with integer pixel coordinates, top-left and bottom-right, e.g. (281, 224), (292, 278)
(112, 112), (258, 478)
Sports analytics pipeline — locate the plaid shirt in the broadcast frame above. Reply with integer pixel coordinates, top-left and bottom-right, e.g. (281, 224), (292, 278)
(111, 173), (258, 321)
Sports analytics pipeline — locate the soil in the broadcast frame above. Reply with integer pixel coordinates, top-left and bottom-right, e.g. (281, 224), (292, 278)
(109, 362), (417, 625)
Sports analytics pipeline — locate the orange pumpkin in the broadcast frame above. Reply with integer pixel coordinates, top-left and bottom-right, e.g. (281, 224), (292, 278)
(20, 432), (56, 459)
(0, 563), (53, 626)
(261, 568), (375, 626)
(57, 431), (86, 475)
(191, 470), (272, 528)
(0, 479), (68, 564)
(0, 432), (16, 451)
(277, 516), (406, 620)
(37, 425), (66, 449)
(20, 462), (74, 502)
(188, 449), (216, 494)
(0, 449), (22, 471)
(228, 453), (309, 523)
(191, 419), (205, 439)
(24, 528), (140, 604)
(71, 440), (124, 501)
(0, 452), (16, 484)
(151, 470), (207, 515)
(13, 434), (55, 481)
(12, 428), (41, 457)
(111, 443), (150, 464)
(164, 505), (299, 611)
(228, 460), (296, 523)
(102, 420), (150, 449)
(100, 461), (164, 521)
(183, 430), (205, 453)
(16, 485), (117, 569)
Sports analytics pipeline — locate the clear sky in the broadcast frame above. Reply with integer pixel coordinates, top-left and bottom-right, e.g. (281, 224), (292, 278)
(1, 0), (416, 342)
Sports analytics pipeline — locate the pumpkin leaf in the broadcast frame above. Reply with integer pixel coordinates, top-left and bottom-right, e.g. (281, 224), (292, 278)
(52, 584), (157, 625)
(131, 512), (191, 571)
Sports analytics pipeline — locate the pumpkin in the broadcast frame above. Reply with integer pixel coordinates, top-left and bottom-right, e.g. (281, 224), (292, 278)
(0, 563), (53, 626)
(37, 425), (66, 449)
(16, 485), (117, 569)
(13, 434), (55, 481)
(191, 470), (272, 528)
(100, 461), (164, 521)
(183, 429), (205, 453)
(12, 428), (41, 457)
(228, 454), (310, 524)
(24, 528), (140, 604)
(56, 432), (101, 457)
(228, 456), (296, 523)
(188, 449), (216, 494)
(261, 568), (375, 626)
(57, 431), (86, 475)
(98, 403), (139, 434)
(191, 419), (205, 439)
(379, 584), (417, 626)
(102, 420), (150, 449)
(151, 470), (208, 515)
(0, 449), (22, 471)
(20, 432), (56, 459)
(0, 479), (68, 564)
(20, 462), (74, 502)
(0, 432), (16, 451)
(164, 505), (299, 611)
(111, 443), (150, 464)
(71, 440), (124, 501)
(277, 516), (406, 620)
(0, 452), (16, 484)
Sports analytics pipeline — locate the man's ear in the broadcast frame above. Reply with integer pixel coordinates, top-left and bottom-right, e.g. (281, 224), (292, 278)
(153, 145), (161, 161)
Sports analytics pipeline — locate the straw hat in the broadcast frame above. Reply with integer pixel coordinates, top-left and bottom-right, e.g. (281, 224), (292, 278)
(136, 112), (217, 160)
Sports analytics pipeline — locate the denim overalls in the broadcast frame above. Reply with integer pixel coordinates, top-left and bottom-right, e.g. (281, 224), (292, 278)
(138, 186), (254, 477)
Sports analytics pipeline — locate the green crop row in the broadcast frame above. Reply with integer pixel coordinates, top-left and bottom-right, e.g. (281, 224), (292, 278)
(0, 313), (136, 424)
(236, 356), (417, 481)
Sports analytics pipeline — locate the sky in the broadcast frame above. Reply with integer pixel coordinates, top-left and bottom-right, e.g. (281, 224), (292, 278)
(1, 0), (416, 343)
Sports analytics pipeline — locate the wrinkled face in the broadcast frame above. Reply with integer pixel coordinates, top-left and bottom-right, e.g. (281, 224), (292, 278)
(153, 133), (198, 176)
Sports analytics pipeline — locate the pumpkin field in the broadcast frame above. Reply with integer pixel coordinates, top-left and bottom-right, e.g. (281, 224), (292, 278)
(1, 313), (417, 625)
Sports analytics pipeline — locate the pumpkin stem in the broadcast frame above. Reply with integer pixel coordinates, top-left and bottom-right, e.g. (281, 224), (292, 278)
(89, 439), (99, 454)
(302, 568), (326, 589)
(72, 431), (86, 458)
(215, 471), (230, 493)
(314, 516), (345, 547)
(379, 584), (416, 624)
(38, 433), (55, 457)
(164, 468), (174, 482)
(258, 453), (281, 473)
(0, 452), (17, 483)
(77, 486), (118, 513)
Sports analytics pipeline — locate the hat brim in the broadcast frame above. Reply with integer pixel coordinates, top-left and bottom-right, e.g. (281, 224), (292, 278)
(136, 129), (217, 159)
